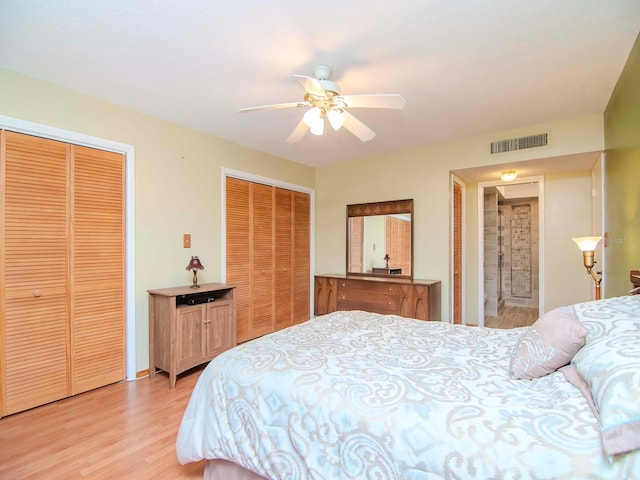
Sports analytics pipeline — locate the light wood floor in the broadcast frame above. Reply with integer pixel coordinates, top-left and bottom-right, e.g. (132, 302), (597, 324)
(485, 304), (539, 329)
(0, 367), (207, 479)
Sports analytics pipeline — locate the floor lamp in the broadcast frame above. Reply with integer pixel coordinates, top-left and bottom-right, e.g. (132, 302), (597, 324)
(572, 236), (602, 300)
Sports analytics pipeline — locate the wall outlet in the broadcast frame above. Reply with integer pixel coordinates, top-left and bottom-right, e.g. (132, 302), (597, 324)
(183, 234), (191, 248)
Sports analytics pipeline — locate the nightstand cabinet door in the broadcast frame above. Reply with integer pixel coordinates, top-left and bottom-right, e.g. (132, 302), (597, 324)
(177, 305), (207, 373)
(206, 302), (234, 355)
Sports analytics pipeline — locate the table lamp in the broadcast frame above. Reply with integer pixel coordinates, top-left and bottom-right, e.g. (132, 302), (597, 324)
(186, 256), (205, 288)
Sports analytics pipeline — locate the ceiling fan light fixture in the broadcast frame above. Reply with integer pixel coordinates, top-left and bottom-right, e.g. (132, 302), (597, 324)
(327, 108), (345, 131)
(309, 119), (325, 136)
(303, 107), (322, 128)
(304, 106), (325, 135)
(239, 64), (405, 143)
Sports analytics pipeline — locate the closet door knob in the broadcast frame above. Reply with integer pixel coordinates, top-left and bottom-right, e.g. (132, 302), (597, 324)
(33, 289), (42, 297)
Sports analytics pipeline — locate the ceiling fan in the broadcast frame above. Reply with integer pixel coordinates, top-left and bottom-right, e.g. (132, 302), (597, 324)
(238, 65), (405, 143)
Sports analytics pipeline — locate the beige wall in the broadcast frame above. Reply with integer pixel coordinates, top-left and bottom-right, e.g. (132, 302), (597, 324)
(315, 115), (604, 323)
(604, 33), (640, 296)
(0, 69), (315, 373)
(543, 172), (595, 308)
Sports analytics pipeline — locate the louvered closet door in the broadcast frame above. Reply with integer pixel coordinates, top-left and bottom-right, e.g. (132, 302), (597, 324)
(250, 183), (274, 339)
(71, 145), (125, 393)
(1, 132), (70, 415)
(226, 178), (311, 342)
(453, 181), (462, 324)
(348, 217), (364, 273)
(292, 191), (310, 324)
(226, 177), (251, 342)
(274, 188), (293, 331)
(385, 216), (411, 274)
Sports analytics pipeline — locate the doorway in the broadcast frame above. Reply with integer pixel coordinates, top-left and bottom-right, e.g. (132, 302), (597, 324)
(478, 176), (544, 327)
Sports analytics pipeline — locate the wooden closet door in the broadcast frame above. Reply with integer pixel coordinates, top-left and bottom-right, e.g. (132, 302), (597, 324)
(274, 188), (293, 331)
(226, 177), (310, 342)
(292, 191), (310, 324)
(385, 216), (399, 268)
(71, 145), (125, 394)
(1, 132), (70, 416)
(453, 181), (462, 324)
(226, 177), (251, 342)
(226, 178), (276, 342)
(250, 183), (274, 339)
(348, 217), (364, 273)
(1, 132), (126, 417)
(385, 216), (411, 275)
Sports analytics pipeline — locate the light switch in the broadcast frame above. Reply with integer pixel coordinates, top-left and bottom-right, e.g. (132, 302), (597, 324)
(183, 234), (191, 248)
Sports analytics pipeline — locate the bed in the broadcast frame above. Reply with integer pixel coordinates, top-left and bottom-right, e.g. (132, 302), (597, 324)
(176, 294), (640, 479)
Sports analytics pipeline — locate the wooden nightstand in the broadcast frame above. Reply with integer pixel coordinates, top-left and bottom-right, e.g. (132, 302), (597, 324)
(148, 283), (236, 388)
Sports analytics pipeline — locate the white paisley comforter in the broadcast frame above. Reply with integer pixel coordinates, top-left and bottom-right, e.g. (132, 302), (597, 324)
(176, 309), (640, 480)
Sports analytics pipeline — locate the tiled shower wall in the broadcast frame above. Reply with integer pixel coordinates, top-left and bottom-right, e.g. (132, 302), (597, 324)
(484, 195), (539, 315)
(484, 193), (499, 316)
(500, 198), (539, 308)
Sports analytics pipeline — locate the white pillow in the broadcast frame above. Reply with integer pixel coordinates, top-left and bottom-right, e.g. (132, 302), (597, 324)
(571, 295), (640, 457)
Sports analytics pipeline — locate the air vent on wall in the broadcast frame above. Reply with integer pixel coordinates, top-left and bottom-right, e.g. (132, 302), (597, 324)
(490, 133), (548, 154)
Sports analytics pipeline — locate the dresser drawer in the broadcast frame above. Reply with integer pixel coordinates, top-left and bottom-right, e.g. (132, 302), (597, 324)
(337, 279), (398, 296)
(338, 289), (399, 311)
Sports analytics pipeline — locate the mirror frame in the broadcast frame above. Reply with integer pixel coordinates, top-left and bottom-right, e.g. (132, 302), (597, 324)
(346, 199), (414, 279)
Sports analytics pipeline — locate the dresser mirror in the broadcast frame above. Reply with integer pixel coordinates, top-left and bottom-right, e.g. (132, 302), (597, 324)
(346, 199), (413, 278)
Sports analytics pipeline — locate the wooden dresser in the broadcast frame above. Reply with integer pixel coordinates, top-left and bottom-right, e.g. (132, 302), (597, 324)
(148, 283), (236, 388)
(314, 275), (441, 321)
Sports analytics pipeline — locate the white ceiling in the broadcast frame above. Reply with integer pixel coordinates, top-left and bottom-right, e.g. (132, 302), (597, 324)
(1, 1), (639, 168)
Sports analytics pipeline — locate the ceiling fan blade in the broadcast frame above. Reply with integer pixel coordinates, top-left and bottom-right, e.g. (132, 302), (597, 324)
(294, 74), (326, 97)
(342, 110), (376, 142)
(286, 118), (309, 143)
(338, 94), (405, 109)
(238, 101), (309, 113)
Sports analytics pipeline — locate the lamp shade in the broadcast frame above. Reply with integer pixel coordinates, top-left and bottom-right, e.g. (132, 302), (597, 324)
(572, 236), (602, 251)
(186, 256), (205, 271)
(309, 120), (324, 136)
(327, 108), (345, 131)
(304, 107), (325, 136)
(303, 107), (322, 127)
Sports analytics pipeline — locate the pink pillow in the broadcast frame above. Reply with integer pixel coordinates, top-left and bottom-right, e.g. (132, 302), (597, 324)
(510, 306), (588, 380)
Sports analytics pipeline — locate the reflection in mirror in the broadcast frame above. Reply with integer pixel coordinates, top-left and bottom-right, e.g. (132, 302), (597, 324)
(347, 199), (413, 278)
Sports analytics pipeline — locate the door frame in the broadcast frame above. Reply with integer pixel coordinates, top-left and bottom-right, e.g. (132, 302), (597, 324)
(593, 152), (606, 298)
(477, 175), (545, 327)
(0, 114), (137, 381)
